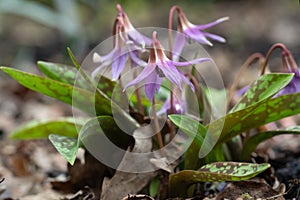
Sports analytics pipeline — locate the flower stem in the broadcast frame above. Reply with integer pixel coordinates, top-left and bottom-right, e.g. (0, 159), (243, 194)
(260, 43), (290, 75)
(169, 85), (175, 140)
(227, 52), (265, 105)
(168, 5), (180, 59)
(131, 59), (144, 115)
(152, 98), (164, 150)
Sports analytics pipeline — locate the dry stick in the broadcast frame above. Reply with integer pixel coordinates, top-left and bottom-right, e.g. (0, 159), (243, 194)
(227, 52), (265, 105)
(152, 98), (164, 151)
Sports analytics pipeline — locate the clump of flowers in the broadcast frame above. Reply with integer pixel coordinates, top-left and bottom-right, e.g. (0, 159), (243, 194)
(2, 3), (300, 200)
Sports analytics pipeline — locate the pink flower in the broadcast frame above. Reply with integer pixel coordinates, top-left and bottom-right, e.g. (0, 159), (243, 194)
(123, 31), (211, 101)
(171, 6), (228, 60)
(92, 4), (150, 81)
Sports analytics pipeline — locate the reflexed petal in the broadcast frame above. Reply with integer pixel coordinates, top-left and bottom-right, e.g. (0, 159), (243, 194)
(158, 62), (183, 89)
(145, 71), (163, 101)
(91, 62), (108, 80)
(91, 49), (116, 79)
(123, 63), (156, 91)
(127, 30), (152, 47)
(92, 49), (115, 64)
(172, 58), (211, 67)
(93, 52), (102, 63)
(129, 51), (147, 67)
(173, 33), (186, 61)
(194, 17), (229, 30)
(111, 49), (128, 81)
(203, 32), (226, 43)
(184, 29), (213, 46)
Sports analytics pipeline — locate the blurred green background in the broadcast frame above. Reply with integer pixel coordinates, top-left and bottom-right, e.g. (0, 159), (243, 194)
(0, 0), (299, 84)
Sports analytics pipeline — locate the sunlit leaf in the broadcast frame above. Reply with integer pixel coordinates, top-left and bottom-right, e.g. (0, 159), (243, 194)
(241, 126), (300, 160)
(38, 61), (116, 98)
(0, 66), (111, 115)
(231, 73), (293, 112)
(10, 117), (87, 140)
(37, 61), (88, 89)
(214, 92), (300, 144)
(168, 162), (270, 197)
(49, 134), (78, 165)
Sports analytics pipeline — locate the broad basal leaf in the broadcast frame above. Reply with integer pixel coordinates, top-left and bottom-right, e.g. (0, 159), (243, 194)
(0, 66), (112, 115)
(168, 162), (270, 197)
(231, 73), (293, 112)
(241, 126), (300, 160)
(38, 61), (116, 97)
(10, 117), (87, 140)
(37, 61), (89, 89)
(49, 134), (78, 165)
(215, 92), (300, 144)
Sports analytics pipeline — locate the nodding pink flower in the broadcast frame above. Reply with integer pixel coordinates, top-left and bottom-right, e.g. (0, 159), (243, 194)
(116, 4), (152, 48)
(123, 31), (211, 101)
(92, 4), (151, 81)
(171, 6), (228, 60)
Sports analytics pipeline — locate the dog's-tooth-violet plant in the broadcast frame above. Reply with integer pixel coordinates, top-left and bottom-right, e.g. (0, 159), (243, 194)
(1, 4), (300, 199)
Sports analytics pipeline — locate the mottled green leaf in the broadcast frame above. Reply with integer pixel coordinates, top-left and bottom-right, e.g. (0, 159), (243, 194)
(1, 67), (139, 131)
(37, 61), (116, 98)
(168, 162), (270, 197)
(37, 61), (88, 89)
(49, 134), (78, 165)
(214, 92), (300, 144)
(241, 126), (300, 160)
(0, 66), (112, 115)
(231, 73), (293, 112)
(10, 117), (87, 140)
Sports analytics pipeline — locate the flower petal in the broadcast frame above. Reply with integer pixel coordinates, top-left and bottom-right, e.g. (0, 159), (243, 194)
(173, 33), (186, 61)
(127, 29), (152, 47)
(111, 49), (128, 81)
(123, 63), (156, 91)
(203, 32), (226, 43)
(184, 28), (213, 46)
(194, 17), (229, 30)
(129, 51), (147, 67)
(158, 61), (183, 90)
(172, 58), (211, 67)
(145, 71), (163, 101)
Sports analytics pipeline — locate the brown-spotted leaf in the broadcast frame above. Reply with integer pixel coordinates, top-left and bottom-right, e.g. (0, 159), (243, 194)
(168, 162), (270, 198)
(231, 73), (293, 112)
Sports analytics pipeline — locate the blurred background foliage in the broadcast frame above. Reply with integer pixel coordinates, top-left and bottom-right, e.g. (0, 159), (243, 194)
(0, 0), (299, 85)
